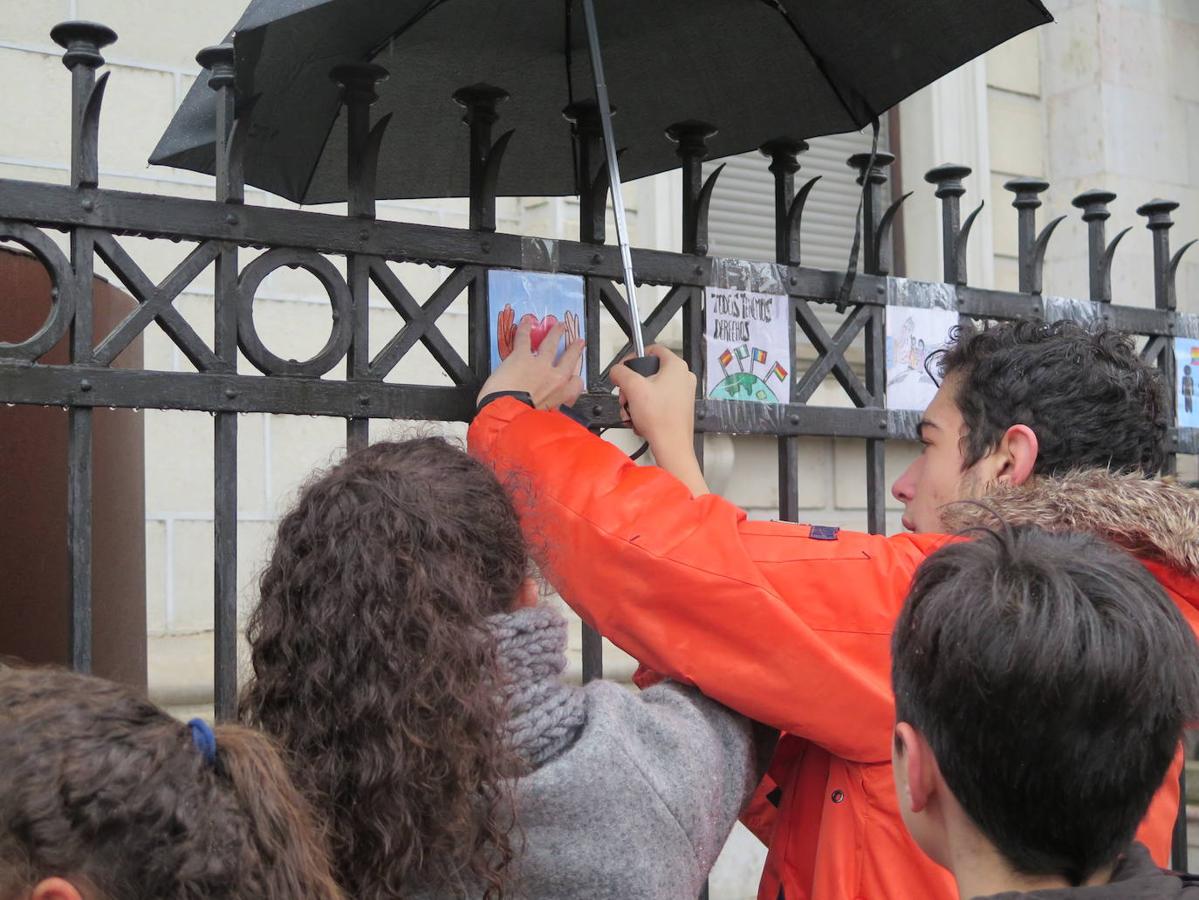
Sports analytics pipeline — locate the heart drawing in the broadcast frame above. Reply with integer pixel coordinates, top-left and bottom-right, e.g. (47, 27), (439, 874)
(496, 305), (580, 360)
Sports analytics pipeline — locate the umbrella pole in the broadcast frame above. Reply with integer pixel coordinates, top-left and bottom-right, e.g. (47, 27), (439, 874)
(580, 0), (656, 372)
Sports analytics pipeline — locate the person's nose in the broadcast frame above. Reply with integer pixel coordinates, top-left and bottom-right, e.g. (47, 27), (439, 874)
(892, 459), (918, 504)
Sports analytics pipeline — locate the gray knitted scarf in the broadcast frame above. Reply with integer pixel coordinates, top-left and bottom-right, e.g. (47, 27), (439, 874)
(488, 605), (587, 768)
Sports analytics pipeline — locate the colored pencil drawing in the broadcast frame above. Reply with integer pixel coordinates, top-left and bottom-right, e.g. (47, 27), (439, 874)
(1174, 338), (1199, 429)
(488, 270), (586, 380)
(704, 288), (790, 404)
(885, 306), (957, 411)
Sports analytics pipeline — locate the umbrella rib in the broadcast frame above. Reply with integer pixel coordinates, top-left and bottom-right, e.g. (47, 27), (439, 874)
(756, 0), (875, 128)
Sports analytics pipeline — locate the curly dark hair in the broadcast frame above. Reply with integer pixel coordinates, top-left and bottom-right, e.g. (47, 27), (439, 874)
(240, 437), (525, 900)
(0, 665), (343, 900)
(939, 320), (1167, 476)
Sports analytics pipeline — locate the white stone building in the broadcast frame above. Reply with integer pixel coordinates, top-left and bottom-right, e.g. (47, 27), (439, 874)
(1, 0), (1197, 895)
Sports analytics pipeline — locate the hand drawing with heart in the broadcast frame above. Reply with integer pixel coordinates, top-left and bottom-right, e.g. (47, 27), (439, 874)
(496, 304), (579, 361)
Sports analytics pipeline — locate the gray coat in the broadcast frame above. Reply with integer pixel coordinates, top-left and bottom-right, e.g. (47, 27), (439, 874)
(413, 605), (767, 899)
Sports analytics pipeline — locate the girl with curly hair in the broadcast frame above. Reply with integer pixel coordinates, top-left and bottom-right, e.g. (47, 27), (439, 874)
(241, 436), (765, 899)
(0, 665), (344, 900)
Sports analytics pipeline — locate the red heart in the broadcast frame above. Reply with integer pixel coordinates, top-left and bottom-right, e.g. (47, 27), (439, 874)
(520, 313), (558, 351)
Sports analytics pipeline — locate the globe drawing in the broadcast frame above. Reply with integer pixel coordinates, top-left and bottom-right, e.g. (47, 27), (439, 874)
(708, 371), (780, 403)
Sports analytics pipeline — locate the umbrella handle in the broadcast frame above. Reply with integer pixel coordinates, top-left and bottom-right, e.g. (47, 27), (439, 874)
(623, 355), (660, 378)
(619, 355), (659, 460)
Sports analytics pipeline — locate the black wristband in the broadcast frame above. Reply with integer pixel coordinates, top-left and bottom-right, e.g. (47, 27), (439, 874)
(476, 390), (534, 413)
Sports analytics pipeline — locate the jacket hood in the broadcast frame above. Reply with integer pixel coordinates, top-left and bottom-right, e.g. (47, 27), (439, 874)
(978, 844), (1199, 898)
(942, 470), (1199, 579)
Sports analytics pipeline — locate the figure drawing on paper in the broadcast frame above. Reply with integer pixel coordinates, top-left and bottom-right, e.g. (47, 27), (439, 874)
(1174, 338), (1199, 427)
(885, 306), (958, 412)
(489, 270), (585, 379)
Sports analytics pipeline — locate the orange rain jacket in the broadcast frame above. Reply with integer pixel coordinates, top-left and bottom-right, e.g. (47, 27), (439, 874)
(469, 398), (1199, 900)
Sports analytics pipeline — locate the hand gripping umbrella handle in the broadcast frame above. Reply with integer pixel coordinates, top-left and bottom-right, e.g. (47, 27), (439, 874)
(621, 354), (660, 461)
(623, 355), (660, 378)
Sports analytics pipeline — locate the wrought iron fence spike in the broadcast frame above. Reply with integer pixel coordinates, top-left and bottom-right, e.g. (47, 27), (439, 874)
(925, 163), (972, 285)
(587, 147), (626, 239)
(1029, 214), (1066, 296)
(875, 190), (912, 277)
(77, 71), (108, 190)
(1003, 177), (1050, 294)
(1072, 188), (1118, 303)
(690, 163), (725, 257)
(355, 113), (392, 217)
(478, 129), (515, 231)
(1099, 225), (1132, 294)
(785, 175), (822, 266)
(955, 200), (985, 287)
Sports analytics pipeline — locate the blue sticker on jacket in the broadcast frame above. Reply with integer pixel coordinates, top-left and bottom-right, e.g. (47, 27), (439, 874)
(808, 525), (840, 541)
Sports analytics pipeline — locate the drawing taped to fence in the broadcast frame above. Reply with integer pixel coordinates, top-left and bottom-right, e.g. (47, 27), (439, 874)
(1175, 338), (1199, 428)
(704, 287), (790, 403)
(490, 270), (585, 380)
(885, 306), (957, 411)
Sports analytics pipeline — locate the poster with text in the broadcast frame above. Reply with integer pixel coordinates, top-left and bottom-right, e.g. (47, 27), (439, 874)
(489, 270), (585, 381)
(1175, 338), (1199, 429)
(885, 305), (957, 411)
(705, 287), (790, 403)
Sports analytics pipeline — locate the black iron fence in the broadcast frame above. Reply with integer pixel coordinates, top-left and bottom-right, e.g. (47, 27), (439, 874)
(2, 20), (1197, 870)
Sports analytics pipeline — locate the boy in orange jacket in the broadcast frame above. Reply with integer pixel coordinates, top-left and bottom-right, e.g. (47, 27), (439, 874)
(468, 318), (1199, 900)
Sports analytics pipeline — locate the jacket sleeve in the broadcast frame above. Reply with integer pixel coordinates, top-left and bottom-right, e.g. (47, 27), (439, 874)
(469, 399), (935, 763)
(589, 679), (772, 883)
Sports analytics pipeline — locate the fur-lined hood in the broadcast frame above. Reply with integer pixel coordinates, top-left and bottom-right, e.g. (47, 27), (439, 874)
(942, 470), (1199, 579)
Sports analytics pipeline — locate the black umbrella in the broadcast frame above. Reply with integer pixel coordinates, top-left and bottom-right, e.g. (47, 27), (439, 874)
(151, 0), (1051, 205)
(151, 0), (1051, 367)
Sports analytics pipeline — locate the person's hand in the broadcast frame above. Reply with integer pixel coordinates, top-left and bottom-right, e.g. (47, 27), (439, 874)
(610, 345), (709, 494)
(477, 318), (585, 411)
(609, 345), (697, 451)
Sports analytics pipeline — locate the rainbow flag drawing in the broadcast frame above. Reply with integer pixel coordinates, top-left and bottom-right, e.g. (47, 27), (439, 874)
(1191, 345), (1199, 364)
(751, 347), (768, 374)
(769, 361), (788, 383)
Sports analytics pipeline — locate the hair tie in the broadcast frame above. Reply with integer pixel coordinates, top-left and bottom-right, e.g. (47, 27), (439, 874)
(187, 718), (218, 767)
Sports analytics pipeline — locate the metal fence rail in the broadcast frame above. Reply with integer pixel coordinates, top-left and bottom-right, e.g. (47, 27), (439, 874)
(2, 20), (1196, 874)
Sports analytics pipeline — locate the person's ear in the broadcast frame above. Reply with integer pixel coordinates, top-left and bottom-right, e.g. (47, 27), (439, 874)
(895, 722), (936, 814)
(513, 577), (540, 610)
(30, 878), (84, 900)
(993, 424), (1038, 487)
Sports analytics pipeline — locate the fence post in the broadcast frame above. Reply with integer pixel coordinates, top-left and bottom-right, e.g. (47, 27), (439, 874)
(51, 20), (116, 673)
(196, 42), (242, 721)
(568, 98), (617, 685)
(1072, 189), (1130, 304)
(454, 85), (509, 384)
(668, 120), (717, 464)
(566, 100), (613, 246)
(849, 151), (895, 276)
(851, 152), (895, 536)
(1003, 177), (1061, 296)
(761, 138), (808, 524)
(333, 63), (389, 453)
(924, 164), (974, 286)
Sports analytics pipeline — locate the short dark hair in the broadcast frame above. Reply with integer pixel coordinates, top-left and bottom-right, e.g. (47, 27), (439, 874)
(892, 526), (1199, 885)
(939, 321), (1167, 476)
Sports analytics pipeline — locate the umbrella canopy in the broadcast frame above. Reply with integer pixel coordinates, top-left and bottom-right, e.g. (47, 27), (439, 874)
(151, 0), (1051, 204)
